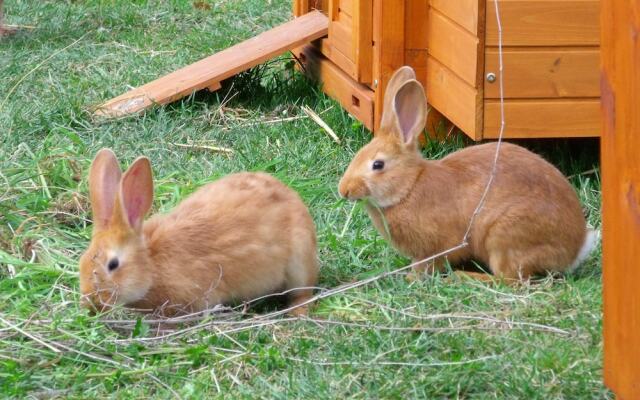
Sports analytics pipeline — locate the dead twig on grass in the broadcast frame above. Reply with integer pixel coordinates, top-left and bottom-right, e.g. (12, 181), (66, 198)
(170, 142), (234, 155)
(302, 105), (341, 144)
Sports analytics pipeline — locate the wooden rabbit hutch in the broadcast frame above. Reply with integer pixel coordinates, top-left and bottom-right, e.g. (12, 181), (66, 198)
(292, 0), (601, 140)
(97, 0), (600, 141)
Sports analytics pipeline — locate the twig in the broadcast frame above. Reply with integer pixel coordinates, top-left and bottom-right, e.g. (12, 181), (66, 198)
(4, 24), (36, 30)
(285, 353), (503, 368)
(171, 142), (233, 155)
(0, 316), (61, 353)
(1, 32), (90, 110)
(302, 105), (341, 144)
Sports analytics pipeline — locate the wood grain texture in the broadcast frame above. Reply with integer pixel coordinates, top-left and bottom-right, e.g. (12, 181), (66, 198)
(95, 11), (328, 117)
(484, 48), (600, 98)
(319, 37), (356, 79)
(294, 45), (375, 130)
(353, 0), (373, 83)
(486, 0), (600, 46)
(483, 99), (600, 138)
(372, 0), (405, 131)
(426, 57), (481, 139)
(427, 8), (481, 87)
(601, 0), (640, 398)
(405, 0), (429, 49)
(430, 0), (479, 35)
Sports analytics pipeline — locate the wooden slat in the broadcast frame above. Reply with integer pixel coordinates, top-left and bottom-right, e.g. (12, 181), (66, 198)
(294, 45), (375, 130)
(339, 0), (353, 17)
(405, 0), (429, 49)
(319, 38), (356, 79)
(426, 57), (481, 139)
(430, 0), (479, 35)
(293, 0), (325, 16)
(372, 0), (405, 131)
(329, 18), (354, 61)
(405, 49), (427, 88)
(483, 99), (600, 138)
(602, 0), (640, 398)
(293, 0), (308, 17)
(484, 48), (600, 98)
(428, 8), (481, 87)
(320, 38), (357, 79)
(353, 0), (373, 83)
(486, 0), (600, 46)
(95, 11), (329, 117)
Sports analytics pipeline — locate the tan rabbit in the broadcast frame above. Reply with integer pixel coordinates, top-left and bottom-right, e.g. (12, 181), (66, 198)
(338, 66), (597, 281)
(79, 149), (319, 316)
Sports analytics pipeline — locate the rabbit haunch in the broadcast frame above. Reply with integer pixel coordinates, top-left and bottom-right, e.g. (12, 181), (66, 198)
(338, 66), (596, 280)
(79, 149), (318, 316)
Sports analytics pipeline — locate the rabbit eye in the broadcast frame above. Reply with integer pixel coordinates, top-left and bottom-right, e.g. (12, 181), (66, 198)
(107, 258), (120, 271)
(372, 160), (385, 170)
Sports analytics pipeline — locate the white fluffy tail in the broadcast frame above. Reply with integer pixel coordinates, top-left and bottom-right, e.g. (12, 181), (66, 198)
(569, 229), (600, 271)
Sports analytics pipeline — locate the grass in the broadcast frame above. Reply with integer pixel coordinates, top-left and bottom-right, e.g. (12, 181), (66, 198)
(0, 0), (607, 398)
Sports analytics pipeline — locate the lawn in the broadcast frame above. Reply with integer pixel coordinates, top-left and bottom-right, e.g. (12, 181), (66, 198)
(0, 0), (607, 398)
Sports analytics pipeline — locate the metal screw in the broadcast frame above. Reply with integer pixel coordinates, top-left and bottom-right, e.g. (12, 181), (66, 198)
(486, 73), (497, 83)
(373, 79), (379, 88)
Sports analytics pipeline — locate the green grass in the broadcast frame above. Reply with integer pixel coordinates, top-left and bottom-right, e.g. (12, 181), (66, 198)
(0, 0), (607, 398)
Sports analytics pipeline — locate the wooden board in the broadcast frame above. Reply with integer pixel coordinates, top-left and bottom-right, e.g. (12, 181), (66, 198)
(601, 0), (640, 397)
(294, 45), (375, 130)
(405, 49), (427, 89)
(352, 0), (373, 83)
(426, 57), (482, 139)
(430, 0), (480, 35)
(372, 0), (405, 131)
(428, 8), (481, 87)
(405, 0), (429, 49)
(485, 0), (600, 46)
(95, 11), (329, 117)
(484, 48), (600, 98)
(293, 0), (325, 16)
(324, 0), (372, 83)
(483, 99), (600, 138)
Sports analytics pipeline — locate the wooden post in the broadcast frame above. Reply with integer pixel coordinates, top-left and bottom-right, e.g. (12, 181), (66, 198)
(601, 0), (640, 398)
(372, 0), (405, 131)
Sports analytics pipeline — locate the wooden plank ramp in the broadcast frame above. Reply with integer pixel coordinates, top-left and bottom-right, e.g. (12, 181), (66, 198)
(95, 11), (328, 117)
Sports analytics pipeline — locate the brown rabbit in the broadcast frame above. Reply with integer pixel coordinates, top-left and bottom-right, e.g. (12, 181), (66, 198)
(79, 149), (319, 316)
(338, 66), (597, 281)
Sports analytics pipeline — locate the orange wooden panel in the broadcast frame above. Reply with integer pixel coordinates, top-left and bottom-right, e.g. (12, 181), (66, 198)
(405, 0), (429, 49)
(353, 0), (373, 83)
(293, 0), (326, 15)
(96, 11), (328, 117)
(339, 0), (353, 17)
(485, 0), (600, 46)
(483, 99), (600, 138)
(320, 38), (356, 79)
(428, 8), (481, 87)
(405, 49), (427, 88)
(325, 0), (372, 83)
(426, 57), (481, 139)
(319, 38), (356, 78)
(372, 0), (405, 131)
(294, 45), (375, 130)
(484, 47), (600, 98)
(601, 0), (640, 398)
(430, 0), (480, 35)
(329, 16), (354, 62)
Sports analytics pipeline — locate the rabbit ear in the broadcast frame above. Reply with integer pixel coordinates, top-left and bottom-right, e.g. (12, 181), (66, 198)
(89, 149), (122, 231)
(392, 79), (427, 146)
(119, 157), (154, 231)
(379, 66), (417, 133)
